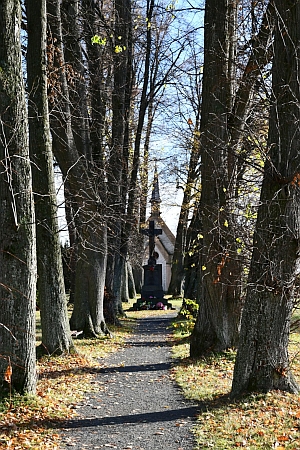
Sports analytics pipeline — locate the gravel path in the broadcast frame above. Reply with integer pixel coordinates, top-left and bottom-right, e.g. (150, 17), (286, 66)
(60, 313), (200, 450)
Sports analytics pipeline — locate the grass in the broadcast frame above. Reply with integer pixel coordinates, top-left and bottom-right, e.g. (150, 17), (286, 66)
(171, 314), (300, 449)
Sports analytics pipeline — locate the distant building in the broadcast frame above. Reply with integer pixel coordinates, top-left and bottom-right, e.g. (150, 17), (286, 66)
(142, 167), (176, 292)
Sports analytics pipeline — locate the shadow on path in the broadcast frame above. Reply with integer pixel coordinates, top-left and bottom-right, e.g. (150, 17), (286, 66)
(100, 361), (171, 374)
(59, 406), (200, 429)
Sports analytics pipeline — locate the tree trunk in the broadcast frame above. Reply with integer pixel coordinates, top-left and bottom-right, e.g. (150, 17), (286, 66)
(231, 0), (300, 396)
(81, 0), (111, 168)
(64, 181), (77, 304)
(70, 235), (108, 336)
(168, 123), (200, 297)
(0, 0), (37, 393)
(228, 1), (274, 178)
(127, 262), (137, 299)
(105, 0), (132, 323)
(61, 0), (92, 161)
(121, 261), (130, 303)
(190, 0), (241, 356)
(183, 202), (201, 300)
(26, 0), (74, 356)
(47, 0), (108, 337)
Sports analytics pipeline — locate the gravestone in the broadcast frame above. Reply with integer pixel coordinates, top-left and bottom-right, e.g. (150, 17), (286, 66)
(138, 220), (167, 309)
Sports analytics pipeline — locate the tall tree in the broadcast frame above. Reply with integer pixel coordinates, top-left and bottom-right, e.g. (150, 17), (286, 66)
(231, 0), (300, 396)
(26, 0), (74, 355)
(47, 0), (108, 337)
(190, 0), (241, 355)
(81, 0), (113, 171)
(61, 0), (94, 305)
(0, 0), (36, 393)
(189, 0), (274, 356)
(104, 0), (132, 323)
(166, 28), (204, 299)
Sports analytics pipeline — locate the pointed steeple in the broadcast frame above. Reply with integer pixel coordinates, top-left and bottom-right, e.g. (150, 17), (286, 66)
(150, 163), (161, 217)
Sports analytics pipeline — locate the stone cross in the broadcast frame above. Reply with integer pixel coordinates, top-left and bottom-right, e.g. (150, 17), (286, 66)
(141, 220), (162, 265)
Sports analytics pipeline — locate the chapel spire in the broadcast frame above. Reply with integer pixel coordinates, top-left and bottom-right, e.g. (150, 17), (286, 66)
(150, 163), (161, 217)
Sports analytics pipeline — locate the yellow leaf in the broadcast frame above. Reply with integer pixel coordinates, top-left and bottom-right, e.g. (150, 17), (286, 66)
(224, 220), (229, 227)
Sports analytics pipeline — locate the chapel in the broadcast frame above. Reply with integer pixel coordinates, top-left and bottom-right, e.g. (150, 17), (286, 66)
(142, 167), (176, 292)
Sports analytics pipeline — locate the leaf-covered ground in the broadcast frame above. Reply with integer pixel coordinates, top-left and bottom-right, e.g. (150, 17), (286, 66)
(2, 304), (300, 449)
(0, 306), (177, 449)
(0, 319), (134, 449)
(171, 319), (300, 449)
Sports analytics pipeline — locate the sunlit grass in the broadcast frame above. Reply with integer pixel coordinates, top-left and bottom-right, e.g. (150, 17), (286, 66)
(171, 313), (300, 449)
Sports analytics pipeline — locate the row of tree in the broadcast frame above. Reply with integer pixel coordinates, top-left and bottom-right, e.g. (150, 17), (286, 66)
(0, 0), (300, 400)
(0, 0), (203, 393)
(169, 0), (300, 396)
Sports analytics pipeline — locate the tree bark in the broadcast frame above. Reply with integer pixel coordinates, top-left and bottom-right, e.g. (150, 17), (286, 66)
(231, 0), (300, 396)
(183, 201), (201, 300)
(168, 122), (200, 297)
(47, 0), (108, 337)
(190, 0), (241, 356)
(61, 0), (92, 161)
(26, 0), (74, 356)
(105, 0), (132, 324)
(189, 0), (275, 356)
(0, 0), (37, 393)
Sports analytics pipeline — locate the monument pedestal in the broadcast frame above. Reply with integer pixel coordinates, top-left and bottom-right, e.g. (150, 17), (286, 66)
(136, 263), (167, 309)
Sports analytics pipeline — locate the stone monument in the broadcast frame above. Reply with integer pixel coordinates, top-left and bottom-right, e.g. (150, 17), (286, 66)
(140, 220), (165, 307)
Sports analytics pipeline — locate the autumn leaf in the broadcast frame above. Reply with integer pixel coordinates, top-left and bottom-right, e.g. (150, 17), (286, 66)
(0, 317), (133, 450)
(4, 362), (12, 383)
(277, 434), (289, 441)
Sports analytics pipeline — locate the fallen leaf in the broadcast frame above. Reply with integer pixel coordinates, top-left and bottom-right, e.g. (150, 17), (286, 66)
(277, 435), (289, 442)
(4, 363), (12, 383)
